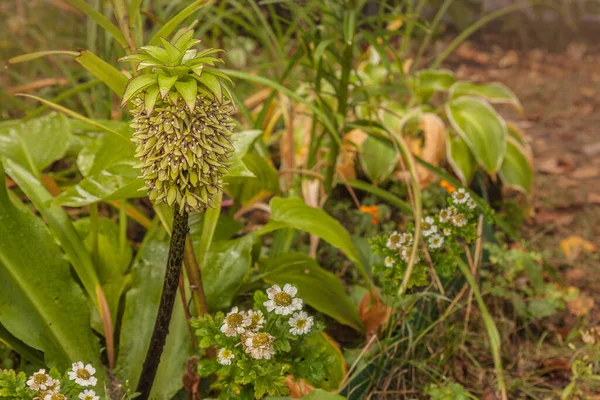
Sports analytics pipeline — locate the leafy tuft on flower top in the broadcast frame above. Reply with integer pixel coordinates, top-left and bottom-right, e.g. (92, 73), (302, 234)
(120, 29), (236, 214)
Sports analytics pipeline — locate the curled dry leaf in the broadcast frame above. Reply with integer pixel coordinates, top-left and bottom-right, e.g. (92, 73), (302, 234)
(567, 292), (595, 317)
(560, 236), (596, 261)
(285, 375), (316, 398)
(337, 129), (367, 180)
(399, 113), (446, 187)
(358, 290), (391, 339)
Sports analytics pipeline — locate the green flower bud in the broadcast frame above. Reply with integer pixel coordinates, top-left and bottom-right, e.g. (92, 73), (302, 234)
(120, 29), (235, 213)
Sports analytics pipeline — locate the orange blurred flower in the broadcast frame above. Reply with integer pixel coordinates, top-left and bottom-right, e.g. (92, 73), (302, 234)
(360, 205), (380, 225)
(440, 179), (456, 193)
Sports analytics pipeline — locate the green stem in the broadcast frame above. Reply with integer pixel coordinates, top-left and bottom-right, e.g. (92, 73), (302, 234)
(136, 210), (189, 400)
(89, 203), (99, 266)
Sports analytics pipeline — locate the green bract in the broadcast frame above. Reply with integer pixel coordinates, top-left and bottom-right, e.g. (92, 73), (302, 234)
(120, 29), (235, 213)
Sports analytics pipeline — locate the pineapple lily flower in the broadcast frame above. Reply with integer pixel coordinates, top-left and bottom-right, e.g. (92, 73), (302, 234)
(120, 29), (235, 214)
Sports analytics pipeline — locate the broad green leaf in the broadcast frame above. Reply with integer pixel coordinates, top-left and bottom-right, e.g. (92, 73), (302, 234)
(359, 136), (398, 184)
(55, 163), (146, 207)
(74, 217), (131, 325)
(4, 160), (101, 310)
(189, 213), (242, 242)
(0, 113), (71, 177)
(0, 162), (103, 370)
(499, 138), (533, 193)
(450, 81), (522, 112)
(74, 122), (135, 177)
(116, 222), (192, 399)
(446, 96), (506, 174)
(174, 79), (197, 111)
(225, 129), (262, 178)
(224, 154), (280, 205)
(260, 197), (362, 266)
(158, 74), (178, 98)
(260, 253), (363, 331)
(76, 50), (127, 96)
(447, 135), (478, 184)
(417, 69), (455, 100)
(201, 235), (255, 311)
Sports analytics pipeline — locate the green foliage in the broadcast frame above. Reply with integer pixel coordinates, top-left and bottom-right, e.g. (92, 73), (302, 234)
(426, 382), (475, 400)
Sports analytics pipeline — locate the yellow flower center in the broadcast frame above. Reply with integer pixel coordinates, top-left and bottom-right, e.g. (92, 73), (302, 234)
(422, 222), (431, 230)
(389, 234), (400, 244)
(77, 369), (91, 380)
(252, 333), (271, 347)
(274, 292), (292, 306)
(454, 214), (465, 223)
(295, 319), (307, 329)
(34, 373), (47, 385)
(221, 349), (232, 358)
(227, 313), (244, 327)
(455, 192), (465, 200)
(248, 314), (261, 330)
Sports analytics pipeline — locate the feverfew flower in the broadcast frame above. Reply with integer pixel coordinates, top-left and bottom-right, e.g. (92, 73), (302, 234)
(428, 234), (444, 249)
(439, 208), (452, 223)
(386, 231), (402, 249)
(264, 284), (303, 315)
(44, 394), (66, 400)
(452, 213), (467, 228)
(68, 362), (97, 387)
(400, 248), (420, 264)
(384, 256), (394, 268)
(288, 311), (314, 335)
(26, 369), (52, 392)
(422, 216), (438, 237)
(217, 348), (235, 365)
(452, 188), (470, 204)
(399, 232), (413, 247)
(443, 227), (452, 236)
(243, 310), (265, 332)
(79, 390), (99, 400)
(245, 332), (275, 360)
(221, 306), (246, 337)
(467, 198), (476, 210)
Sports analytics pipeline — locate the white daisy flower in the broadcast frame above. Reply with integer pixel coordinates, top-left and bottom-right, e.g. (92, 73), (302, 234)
(79, 390), (99, 400)
(26, 369), (52, 392)
(466, 198), (476, 210)
(68, 362), (97, 387)
(44, 378), (60, 394)
(217, 348), (235, 365)
(443, 227), (452, 236)
(399, 232), (413, 247)
(452, 213), (467, 228)
(386, 231), (402, 249)
(400, 248), (420, 264)
(438, 208), (451, 223)
(44, 393), (67, 400)
(220, 306), (246, 337)
(422, 216), (438, 237)
(243, 309), (265, 332)
(428, 234), (444, 249)
(288, 311), (314, 335)
(452, 188), (470, 204)
(244, 332), (275, 360)
(264, 284), (303, 315)
(384, 256), (394, 268)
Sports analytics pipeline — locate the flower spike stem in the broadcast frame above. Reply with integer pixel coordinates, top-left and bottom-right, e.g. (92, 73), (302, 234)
(137, 210), (189, 400)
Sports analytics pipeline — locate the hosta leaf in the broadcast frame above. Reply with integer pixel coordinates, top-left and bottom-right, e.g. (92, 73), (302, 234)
(224, 154), (280, 205)
(359, 136), (398, 184)
(450, 81), (522, 113)
(260, 253), (362, 331)
(417, 69), (455, 100)
(446, 96), (506, 174)
(0, 162), (103, 371)
(499, 137), (533, 193)
(447, 134), (478, 184)
(121, 74), (158, 105)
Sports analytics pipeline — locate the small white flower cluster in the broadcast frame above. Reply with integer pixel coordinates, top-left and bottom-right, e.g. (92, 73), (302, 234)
(217, 284), (314, 365)
(382, 187), (478, 269)
(25, 362), (98, 400)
